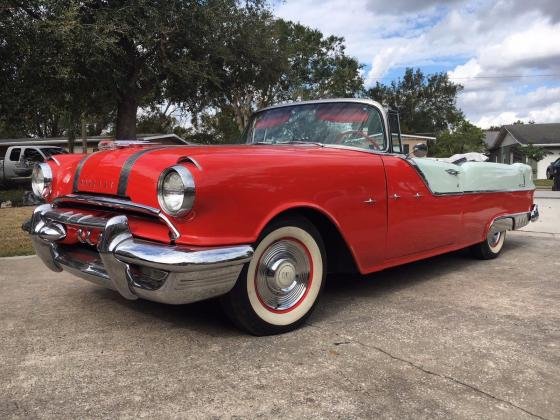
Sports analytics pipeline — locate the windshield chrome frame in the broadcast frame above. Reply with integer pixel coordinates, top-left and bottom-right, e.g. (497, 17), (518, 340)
(243, 99), (390, 153)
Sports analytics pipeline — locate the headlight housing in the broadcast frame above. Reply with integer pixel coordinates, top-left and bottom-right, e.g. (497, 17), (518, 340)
(157, 165), (195, 216)
(31, 163), (53, 198)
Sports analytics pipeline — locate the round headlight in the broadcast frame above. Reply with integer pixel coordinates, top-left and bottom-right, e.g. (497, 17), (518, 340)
(31, 163), (53, 198)
(157, 165), (195, 216)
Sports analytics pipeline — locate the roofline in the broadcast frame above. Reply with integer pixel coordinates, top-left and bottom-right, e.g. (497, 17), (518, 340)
(502, 126), (523, 146)
(0, 133), (189, 147)
(401, 134), (436, 140)
(256, 98), (386, 113)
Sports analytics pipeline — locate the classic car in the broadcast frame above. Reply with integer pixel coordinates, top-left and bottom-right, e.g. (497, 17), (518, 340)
(24, 99), (539, 335)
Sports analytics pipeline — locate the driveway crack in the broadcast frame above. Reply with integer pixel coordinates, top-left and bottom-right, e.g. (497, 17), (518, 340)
(355, 340), (547, 420)
(306, 323), (547, 420)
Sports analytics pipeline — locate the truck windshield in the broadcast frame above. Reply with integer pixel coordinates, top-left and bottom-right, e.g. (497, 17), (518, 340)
(243, 102), (386, 151)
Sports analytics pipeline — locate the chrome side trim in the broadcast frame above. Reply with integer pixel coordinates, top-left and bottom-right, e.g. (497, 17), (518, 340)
(52, 194), (180, 240)
(25, 204), (254, 305)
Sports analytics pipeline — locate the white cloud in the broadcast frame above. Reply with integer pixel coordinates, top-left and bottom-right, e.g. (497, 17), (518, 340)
(275, 0), (560, 126)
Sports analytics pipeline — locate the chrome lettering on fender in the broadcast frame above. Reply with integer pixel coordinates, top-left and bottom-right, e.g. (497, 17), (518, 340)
(78, 178), (116, 190)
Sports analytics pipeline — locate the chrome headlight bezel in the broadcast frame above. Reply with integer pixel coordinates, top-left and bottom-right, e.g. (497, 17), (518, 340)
(31, 163), (53, 198)
(157, 165), (195, 217)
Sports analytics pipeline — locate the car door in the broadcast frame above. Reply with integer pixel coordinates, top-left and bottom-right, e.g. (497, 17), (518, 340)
(8, 147), (26, 177)
(382, 155), (463, 261)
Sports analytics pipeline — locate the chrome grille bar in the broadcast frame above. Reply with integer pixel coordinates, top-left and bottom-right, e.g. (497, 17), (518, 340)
(43, 209), (108, 229)
(52, 194), (180, 240)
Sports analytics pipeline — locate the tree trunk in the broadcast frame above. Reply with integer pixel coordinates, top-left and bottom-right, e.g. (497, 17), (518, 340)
(81, 117), (88, 154)
(116, 95), (138, 140)
(68, 128), (75, 153)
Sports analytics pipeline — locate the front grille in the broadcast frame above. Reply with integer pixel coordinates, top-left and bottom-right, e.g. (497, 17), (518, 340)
(52, 194), (179, 240)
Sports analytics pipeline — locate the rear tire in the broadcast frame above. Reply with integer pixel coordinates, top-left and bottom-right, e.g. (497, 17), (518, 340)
(221, 216), (326, 336)
(470, 230), (506, 260)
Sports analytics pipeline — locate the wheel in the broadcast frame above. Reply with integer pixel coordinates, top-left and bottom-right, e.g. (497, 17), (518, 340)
(470, 229), (506, 260)
(221, 216), (326, 335)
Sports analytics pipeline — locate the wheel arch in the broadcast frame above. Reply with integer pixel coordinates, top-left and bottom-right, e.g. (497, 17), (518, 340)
(259, 205), (359, 275)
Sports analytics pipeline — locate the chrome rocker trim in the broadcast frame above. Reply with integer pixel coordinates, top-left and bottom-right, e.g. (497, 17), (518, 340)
(26, 204), (253, 305)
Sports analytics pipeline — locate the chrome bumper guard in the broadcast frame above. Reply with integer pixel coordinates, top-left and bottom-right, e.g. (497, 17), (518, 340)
(489, 204), (539, 233)
(25, 204), (253, 305)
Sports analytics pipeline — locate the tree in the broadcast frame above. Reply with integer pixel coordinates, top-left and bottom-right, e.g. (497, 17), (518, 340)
(2, 1), (268, 140)
(185, 11), (364, 134)
(516, 144), (551, 162)
(429, 119), (486, 157)
(367, 68), (463, 134)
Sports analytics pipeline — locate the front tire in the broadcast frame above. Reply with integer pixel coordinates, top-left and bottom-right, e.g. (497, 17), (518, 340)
(470, 229), (506, 260)
(221, 216), (326, 335)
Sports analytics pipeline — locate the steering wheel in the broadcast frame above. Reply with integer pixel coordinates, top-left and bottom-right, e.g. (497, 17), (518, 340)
(334, 130), (380, 150)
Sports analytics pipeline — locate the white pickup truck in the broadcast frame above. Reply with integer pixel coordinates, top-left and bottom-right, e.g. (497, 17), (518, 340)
(0, 145), (67, 185)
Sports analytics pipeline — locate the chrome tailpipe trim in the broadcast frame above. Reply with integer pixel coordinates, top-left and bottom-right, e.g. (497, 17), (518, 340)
(24, 204), (253, 305)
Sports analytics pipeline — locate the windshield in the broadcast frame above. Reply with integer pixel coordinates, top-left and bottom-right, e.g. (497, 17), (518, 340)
(243, 102), (386, 151)
(41, 147), (67, 157)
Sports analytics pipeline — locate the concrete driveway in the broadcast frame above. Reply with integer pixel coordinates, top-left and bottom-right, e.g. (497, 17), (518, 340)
(1, 203), (559, 418)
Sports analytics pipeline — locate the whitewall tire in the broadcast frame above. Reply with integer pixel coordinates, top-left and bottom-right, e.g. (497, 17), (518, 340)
(470, 229), (506, 259)
(221, 216), (326, 335)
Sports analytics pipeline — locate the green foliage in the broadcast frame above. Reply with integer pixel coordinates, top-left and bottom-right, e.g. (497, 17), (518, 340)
(367, 68), (463, 134)
(1, 1), (363, 143)
(516, 144), (552, 162)
(429, 119), (486, 157)
(189, 12), (365, 134)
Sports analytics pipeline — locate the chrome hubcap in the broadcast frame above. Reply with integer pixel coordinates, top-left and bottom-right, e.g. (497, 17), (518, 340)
(488, 231), (502, 247)
(255, 239), (312, 311)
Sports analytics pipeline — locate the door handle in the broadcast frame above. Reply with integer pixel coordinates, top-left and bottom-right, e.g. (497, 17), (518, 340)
(414, 192), (423, 199)
(363, 198), (376, 205)
(445, 169), (461, 176)
(391, 193), (401, 200)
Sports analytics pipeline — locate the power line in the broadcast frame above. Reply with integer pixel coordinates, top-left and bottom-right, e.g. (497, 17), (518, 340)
(448, 74), (560, 80)
(374, 74), (560, 80)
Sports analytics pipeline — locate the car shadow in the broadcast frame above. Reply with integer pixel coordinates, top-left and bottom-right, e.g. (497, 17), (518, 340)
(88, 238), (526, 335)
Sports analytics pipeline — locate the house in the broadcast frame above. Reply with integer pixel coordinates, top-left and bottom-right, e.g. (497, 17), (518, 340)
(484, 124), (560, 179)
(0, 133), (189, 158)
(401, 134), (436, 155)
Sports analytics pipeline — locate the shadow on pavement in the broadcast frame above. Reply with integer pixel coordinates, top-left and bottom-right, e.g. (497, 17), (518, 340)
(84, 236), (528, 334)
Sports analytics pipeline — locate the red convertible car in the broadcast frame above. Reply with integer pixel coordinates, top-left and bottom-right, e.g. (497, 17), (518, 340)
(24, 99), (539, 335)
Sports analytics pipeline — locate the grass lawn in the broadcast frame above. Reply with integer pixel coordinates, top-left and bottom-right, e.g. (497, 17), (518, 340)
(0, 206), (34, 257)
(535, 179), (553, 188)
(0, 187), (28, 206)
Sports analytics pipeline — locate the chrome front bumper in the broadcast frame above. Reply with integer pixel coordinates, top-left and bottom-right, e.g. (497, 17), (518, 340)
(24, 204), (253, 304)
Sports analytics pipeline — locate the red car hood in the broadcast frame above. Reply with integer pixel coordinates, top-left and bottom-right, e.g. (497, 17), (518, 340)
(73, 143), (331, 197)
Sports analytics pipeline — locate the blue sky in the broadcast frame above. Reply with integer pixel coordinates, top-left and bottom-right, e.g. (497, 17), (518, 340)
(274, 0), (560, 127)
